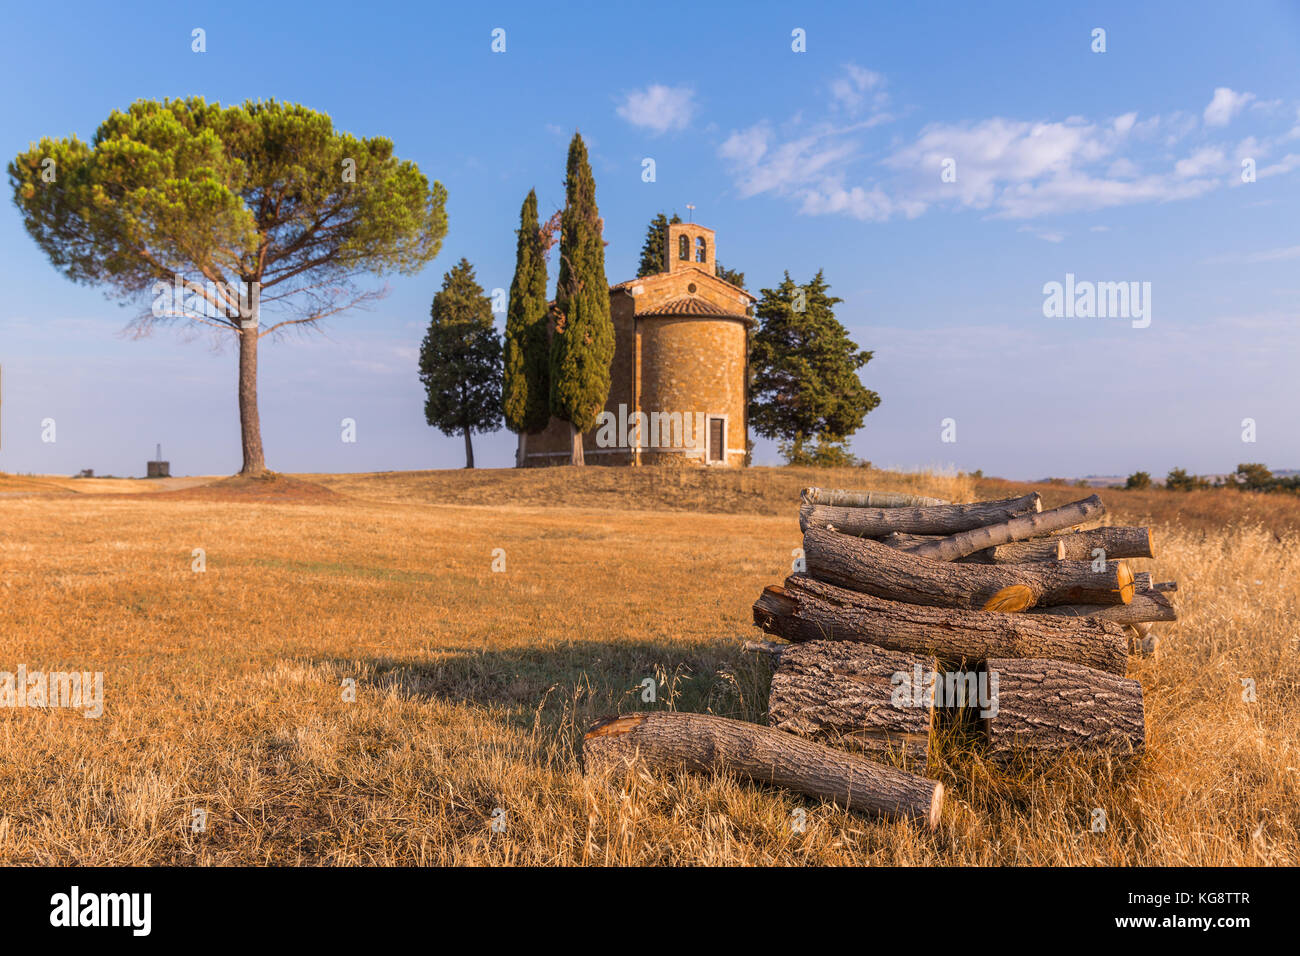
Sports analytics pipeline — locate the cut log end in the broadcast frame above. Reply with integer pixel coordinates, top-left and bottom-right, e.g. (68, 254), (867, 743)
(922, 781), (944, 829)
(584, 714), (646, 739)
(984, 584), (1034, 612)
(1117, 561), (1135, 604)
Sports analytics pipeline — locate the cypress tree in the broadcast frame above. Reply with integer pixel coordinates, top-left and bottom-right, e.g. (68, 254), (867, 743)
(502, 189), (551, 464)
(550, 133), (613, 465)
(749, 270), (880, 464)
(418, 258), (503, 468)
(636, 212), (681, 277)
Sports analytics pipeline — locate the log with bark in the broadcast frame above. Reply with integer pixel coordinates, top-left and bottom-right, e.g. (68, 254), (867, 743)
(802, 525), (1135, 611)
(753, 575), (1129, 674)
(877, 530), (945, 549)
(881, 531), (1072, 562)
(959, 526), (1154, 564)
(767, 641), (935, 760)
(801, 487), (950, 508)
(1026, 590), (1177, 625)
(1131, 573), (1177, 592)
(582, 711), (943, 828)
(983, 658), (1145, 759)
(903, 495), (1105, 563)
(959, 537), (1068, 563)
(799, 493), (1041, 536)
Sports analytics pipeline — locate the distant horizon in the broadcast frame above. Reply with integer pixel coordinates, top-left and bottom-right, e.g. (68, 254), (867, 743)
(10, 462), (1298, 486)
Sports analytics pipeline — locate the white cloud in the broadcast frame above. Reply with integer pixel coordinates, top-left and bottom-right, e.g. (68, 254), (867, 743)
(615, 84), (696, 134)
(719, 122), (859, 201)
(1174, 146), (1227, 178)
(719, 76), (1297, 224)
(1018, 226), (1065, 242)
(1204, 87), (1255, 127)
(883, 117), (1116, 211)
(1107, 157), (1140, 178)
(830, 64), (887, 113)
(798, 181), (916, 222)
(1202, 245), (1300, 265)
(1259, 153), (1300, 178)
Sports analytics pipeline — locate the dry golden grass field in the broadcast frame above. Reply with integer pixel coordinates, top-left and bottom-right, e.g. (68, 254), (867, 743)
(0, 465), (1297, 865)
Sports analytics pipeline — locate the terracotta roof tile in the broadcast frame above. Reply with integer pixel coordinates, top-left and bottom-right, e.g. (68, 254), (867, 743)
(636, 296), (747, 317)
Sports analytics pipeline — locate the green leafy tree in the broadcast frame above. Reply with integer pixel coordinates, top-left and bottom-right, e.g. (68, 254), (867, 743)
(781, 440), (864, 468)
(1164, 467), (1206, 491)
(1125, 471), (1152, 490)
(636, 212), (681, 277)
(749, 270), (880, 463)
(8, 97), (447, 475)
(1235, 462), (1274, 491)
(418, 259), (502, 468)
(550, 133), (613, 465)
(502, 189), (550, 457)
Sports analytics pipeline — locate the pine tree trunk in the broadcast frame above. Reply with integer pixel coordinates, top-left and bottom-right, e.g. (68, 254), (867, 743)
(463, 426), (475, 469)
(516, 431), (526, 468)
(236, 320), (266, 476)
(583, 711), (943, 828)
(569, 421), (585, 465)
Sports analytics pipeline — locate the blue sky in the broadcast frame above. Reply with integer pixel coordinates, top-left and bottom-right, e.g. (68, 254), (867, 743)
(3, 0), (1299, 478)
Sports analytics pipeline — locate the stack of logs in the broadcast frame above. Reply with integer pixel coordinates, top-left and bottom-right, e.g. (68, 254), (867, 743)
(583, 487), (1176, 830)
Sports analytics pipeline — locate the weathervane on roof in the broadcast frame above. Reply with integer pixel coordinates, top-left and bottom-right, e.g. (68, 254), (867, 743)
(685, 203), (695, 223)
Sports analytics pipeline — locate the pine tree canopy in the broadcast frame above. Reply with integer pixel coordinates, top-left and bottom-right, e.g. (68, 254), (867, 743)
(419, 258), (503, 437)
(8, 96), (448, 475)
(748, 270), (879, 460)
(636, 211), (681, 277)
(9, 97), (447, 332)
(715, 262), (745, 288)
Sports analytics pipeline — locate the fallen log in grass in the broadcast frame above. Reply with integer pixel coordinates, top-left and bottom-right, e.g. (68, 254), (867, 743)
(753, 575), (1129, 674)
(799, 493), (1041, 536)
(803, 525), (1135, 611)
(768, 640), (935, 760)
(582, 711), (943, 828)
(984, 658), (1145, 759)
